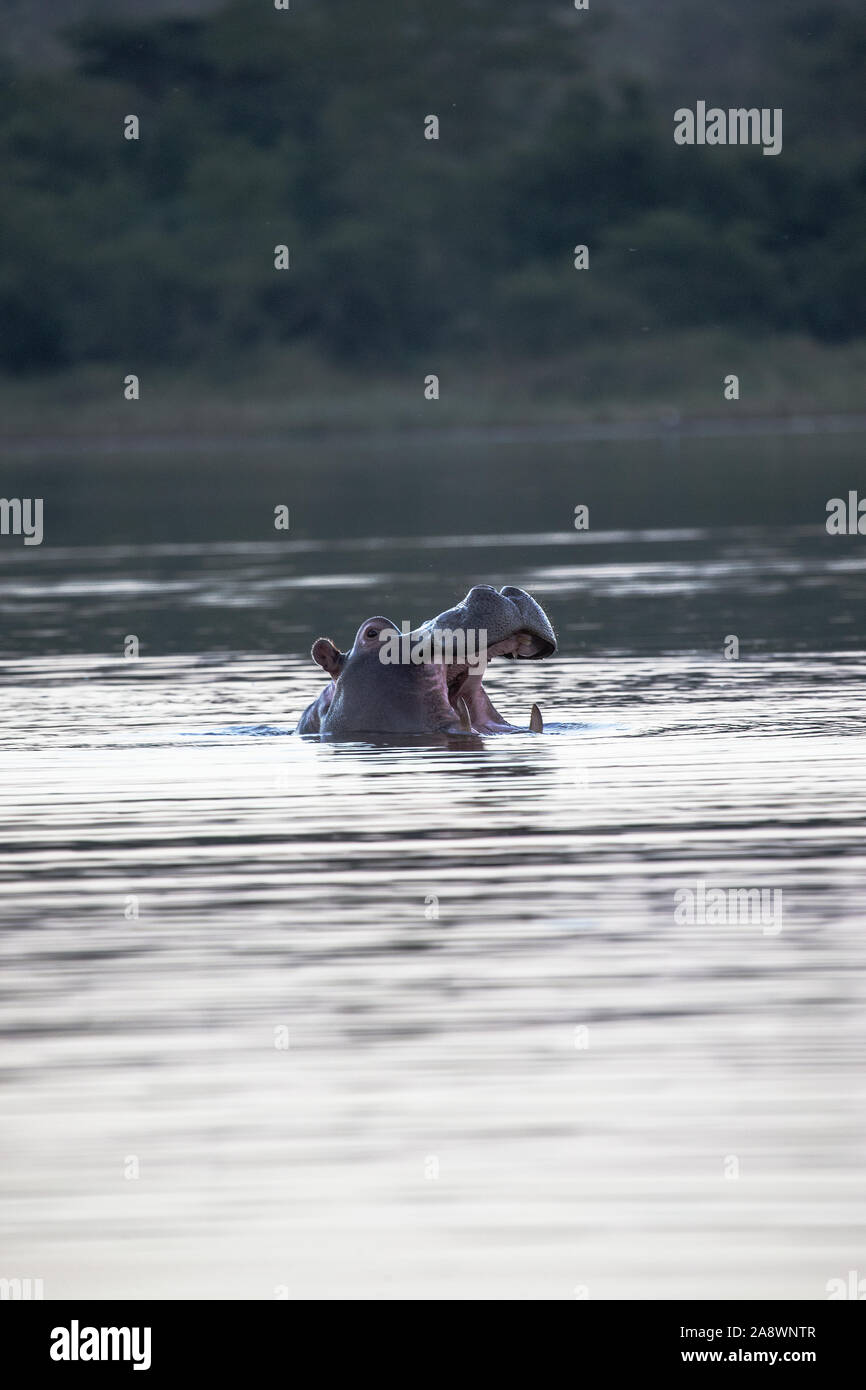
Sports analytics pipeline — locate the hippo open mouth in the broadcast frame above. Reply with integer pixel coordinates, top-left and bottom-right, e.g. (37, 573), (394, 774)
(296, 585), (557, 737)
(427, 589), (556, 733)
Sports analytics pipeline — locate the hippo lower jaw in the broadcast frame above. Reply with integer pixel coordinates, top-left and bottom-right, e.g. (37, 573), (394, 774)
(441, 632), (546, 733)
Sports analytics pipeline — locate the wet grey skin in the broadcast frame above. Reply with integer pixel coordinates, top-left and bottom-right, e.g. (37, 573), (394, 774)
(296, 585), (556, 737)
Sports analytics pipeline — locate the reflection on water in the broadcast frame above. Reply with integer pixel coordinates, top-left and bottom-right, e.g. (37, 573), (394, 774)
(0, 515), (864, 1298)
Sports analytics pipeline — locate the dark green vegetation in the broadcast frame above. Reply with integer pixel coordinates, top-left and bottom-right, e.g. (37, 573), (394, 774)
(0, 0), (864, 420)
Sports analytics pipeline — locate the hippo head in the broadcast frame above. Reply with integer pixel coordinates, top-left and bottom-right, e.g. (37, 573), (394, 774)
(296, 585), (556, 737)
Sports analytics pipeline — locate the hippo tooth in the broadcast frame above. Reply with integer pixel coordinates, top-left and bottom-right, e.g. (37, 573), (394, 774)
(529, 703), (544, 733)
(456, 695), (473, 733)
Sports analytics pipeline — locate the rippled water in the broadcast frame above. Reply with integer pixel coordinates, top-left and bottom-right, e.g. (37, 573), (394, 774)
(1, 467), (865, 1297)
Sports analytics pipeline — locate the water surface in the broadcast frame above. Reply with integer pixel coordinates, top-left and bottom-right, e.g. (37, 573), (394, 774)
(1, 438), (864, 1298)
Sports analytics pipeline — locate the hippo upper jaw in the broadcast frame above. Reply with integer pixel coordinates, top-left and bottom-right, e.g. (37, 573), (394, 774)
(413, 585), (556, 660)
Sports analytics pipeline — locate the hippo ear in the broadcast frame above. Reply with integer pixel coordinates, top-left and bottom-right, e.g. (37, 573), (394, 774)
(311, 638), (345, 679)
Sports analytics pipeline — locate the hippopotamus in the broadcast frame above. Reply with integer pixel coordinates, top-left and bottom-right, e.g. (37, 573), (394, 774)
(296, 585), (556, 737)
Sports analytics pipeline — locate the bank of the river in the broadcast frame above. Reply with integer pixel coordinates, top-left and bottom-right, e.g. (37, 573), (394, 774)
(1, 332), (865, 450)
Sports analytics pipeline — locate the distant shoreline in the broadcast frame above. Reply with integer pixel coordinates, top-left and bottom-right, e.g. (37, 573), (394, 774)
(3, 409), (866, 458)
(2, 330), (865, 455)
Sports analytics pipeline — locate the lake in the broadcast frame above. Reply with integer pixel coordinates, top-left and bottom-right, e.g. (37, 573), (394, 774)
(1, 432), (864, 1298)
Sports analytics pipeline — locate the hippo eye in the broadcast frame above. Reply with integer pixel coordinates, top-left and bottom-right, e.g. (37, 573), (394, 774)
(365, 626), (378, 639)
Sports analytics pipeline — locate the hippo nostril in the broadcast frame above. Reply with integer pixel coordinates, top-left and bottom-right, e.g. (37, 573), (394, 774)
(365, 627), (378, 639)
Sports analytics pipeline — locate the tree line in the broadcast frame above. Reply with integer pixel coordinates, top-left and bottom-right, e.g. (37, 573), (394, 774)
(0, 0), (863, 373)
